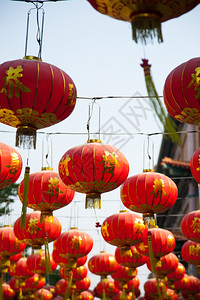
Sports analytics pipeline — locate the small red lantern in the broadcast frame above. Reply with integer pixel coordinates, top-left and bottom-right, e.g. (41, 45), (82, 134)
(34, 288), (53, 300)
(88, 251), (119, 279)
(173, 274), (190, 292)
(101, 211), (148, 248)
(181, 240), (200, 272)
(25, 274), (46, 291)
(0, 226), (27, 272)
(0, 57), (77, 149)
(52, 249), (87, 269)
(190, 147), (200, 183)
(14, 211), (61, 249)
(144, 278), (167, 298)
(164, 57), (200, 127)
(0, 142), (22, 189)
(53, 228), (93, 268)
(114, 277), (140, 293)
(115, 245), (148, 269)
(121, 171), (178, 222)
(136, 228), (176, 259)
(111, 264), (138, 282)
(166, 262), (185, 287)
(58, 139), (129, 208)
(77, 291), (94, 300)
(181, 210), (200, 243)
(8, 257), (34, 279)
(59, 265), (88, 282)
(75, 277), (91, 292)
(2, 283), (15, 299)
(95, 278), (119, 299)
(55, 279), (69, 296)
(146, 253), (179, 278)
(18, 169), (75, 216)
(180, 275), (200, 296)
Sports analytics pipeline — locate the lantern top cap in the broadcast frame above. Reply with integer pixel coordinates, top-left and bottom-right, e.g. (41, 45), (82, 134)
(87, 139), (101, 144)
(41, 167), (53, 171)
(23, 56), (42, 61)
(70, 227), (78, 230)
(143, 169), (154, 173)
(119, 210), (129, 213)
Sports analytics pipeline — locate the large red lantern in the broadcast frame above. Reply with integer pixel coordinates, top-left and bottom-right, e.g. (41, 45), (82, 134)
(181, 210), (200, 243)
(146, 252), (179, 278)
(136, 227), (176, 259)
(18, 168), (75, 216)
(88, 251), (119, 279)
(0, 226), (27, 272)
(115, 245), (148, 270)
(164, 57), (200, 127)
(87, 1), (200, 44)
(58, 139), (129, 208)
(181, 240), (200, 272)
(101, 211), (148, 248)
(0, 142), (22, 189)
(0, 57), (77, 149)
(53, 228), (93, 268)
(121, 171), (178, 222)
(14, 211), (61, 249)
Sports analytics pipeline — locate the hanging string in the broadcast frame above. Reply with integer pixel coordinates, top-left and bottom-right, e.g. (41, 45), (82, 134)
(42, 134), (52, 169)
(87, 98), (101, 141)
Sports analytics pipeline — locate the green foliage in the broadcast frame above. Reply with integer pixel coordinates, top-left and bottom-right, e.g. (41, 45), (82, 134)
(0, 183), (19, 217)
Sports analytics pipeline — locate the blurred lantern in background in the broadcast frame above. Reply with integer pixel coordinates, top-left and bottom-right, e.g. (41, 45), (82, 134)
(0, 57), (77, 149)
(34, 288), (53, 300)
(144, 278), (167, 299)
(166, 262), (186, 289)
(181, 210), (200, 242)
(58, 139), (129, 209)
(86, 0), (200, 44)
(0, 142), (22, 189)
(95, 278), (119, 299)
(101, 211), (148, 248)
(77, 290), (94, 300)
(2, 283), (15, 299)
(181, 240), (200, 273)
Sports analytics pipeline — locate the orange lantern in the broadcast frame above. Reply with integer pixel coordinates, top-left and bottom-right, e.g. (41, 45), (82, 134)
(53, 228), (93, 268)
(115, 245), (148, 270)
(18, 168), (75, 216)
(0, 57), (77, 149)
(136, 227), (176, 260)
(101, 211), (148, 248)
(181, 210), (200, 243)
(146, 252), (179, 278)
(182, 240), (200, 272)
(58, 139), (129, 208)
(2, 283), (15, 299)
(52, 249), (87, 269)
(95, 278), (119, 299)
(87, 1), (200, 44)
(13, 211), (61, 249)
(163, 57), (200, 127)
(0, 142), (22, 189)
(0, 226), (27, 272)
(121, 171), (178, 222)
(88, 251), (119, 279)
(59, 265), (88, 282)
(26, 250), (57, 277)
(34, 288), (53, 300)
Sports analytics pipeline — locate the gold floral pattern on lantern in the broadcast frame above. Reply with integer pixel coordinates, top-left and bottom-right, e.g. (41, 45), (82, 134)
(27, 218), (42, 234)
(70, 236), (83, 250)
(175, 108), (200, 125)
(59, 155), (71, 176)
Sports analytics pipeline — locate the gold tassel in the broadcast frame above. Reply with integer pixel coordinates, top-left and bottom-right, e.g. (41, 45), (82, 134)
(19, 287), (23, 300)
(64, 271), (73, 300)
(156, 275), (163, 300)
(41, 289), (44, 300)
(20, 166), (30, 229)
(16, 126), (36, 149)
(132, 282), (135, 300)
(0, 272), (4, 300)
(147, 231), (156, 274)
(102, 288), (106, 300)
(44, 237), (52, 275)
(140, 59), (182, 145)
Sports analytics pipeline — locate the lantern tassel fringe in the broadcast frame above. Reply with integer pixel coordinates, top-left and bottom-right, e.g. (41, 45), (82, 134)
(16, 126), (36, 149)
(44, 237), (52, 275)
(20, 166), (30, 229)
(140, 59), (182, 145)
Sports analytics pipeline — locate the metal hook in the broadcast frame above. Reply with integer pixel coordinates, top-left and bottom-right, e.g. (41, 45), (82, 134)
(42, 134), (53, 169)
(87, 98), (101, 141)
(143, 135), (155, 171)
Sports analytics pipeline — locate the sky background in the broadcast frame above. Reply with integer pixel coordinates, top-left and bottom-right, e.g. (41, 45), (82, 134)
(1, 0), (200, 296)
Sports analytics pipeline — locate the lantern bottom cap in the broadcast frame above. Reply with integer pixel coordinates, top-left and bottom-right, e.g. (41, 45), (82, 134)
(85, 193), (101, 209)
(16, 126), (37, 149)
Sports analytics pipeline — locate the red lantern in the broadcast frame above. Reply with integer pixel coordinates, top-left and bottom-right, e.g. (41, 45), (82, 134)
(121, 171), (178, 221)
(144, 278), (167, 298)
(58, 139), (129, 208)
(95, 278), (119, 299)
(164, 289), (178, 300)
(163, 57), (200, 127)
(0, 226), (26, 272)
(0, 142), (22, 189)
(87, 1), (199, 44)
(166, 262), (185, 286)
(75, 277), (91, 292)
(190, 147), (200, 183)
(0, 57), (77, 149)
(101, 211), (148, 247)
(77, 291), (94, 300)
(114, 277), (140, 293)
(180, 275), (200, 296)
(59, 265), (88, 282)
(115, 245), (148, 269)
(181, 210), (200, 243)
(25, 274), (46, 291)
(18, 169), (75, 216)
(111, 264), (138, 282)
(88, 251), (119, 278)
(2, 283), (15, 299)
(181, 240), (200, 272)
(52, 249), (87, 269)
(14, 211), (61, 249)
(136, 228), (176, 259)
(34, 288), (53, 300)
(173, 274), (190, 292)
(55, 279), (69, 296)
(146, 253), (179, 278)
(53, 228), (93, 268)
(8, 257), (34, 279)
